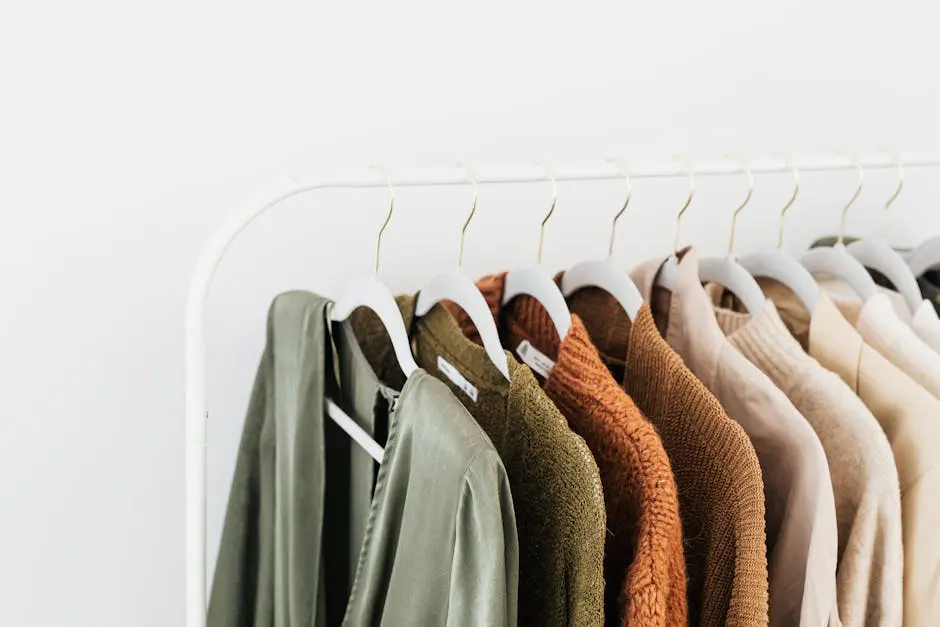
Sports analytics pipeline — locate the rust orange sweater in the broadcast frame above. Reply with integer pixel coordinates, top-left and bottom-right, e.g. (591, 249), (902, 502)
(447, 273), (688, 627)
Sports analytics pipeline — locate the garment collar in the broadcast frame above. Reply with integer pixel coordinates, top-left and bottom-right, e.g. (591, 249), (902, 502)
(759, 279), (864, 393)
(630, 248), (730, 390)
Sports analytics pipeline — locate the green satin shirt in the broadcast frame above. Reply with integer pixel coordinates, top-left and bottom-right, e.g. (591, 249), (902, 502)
(208, 291), (518, 626)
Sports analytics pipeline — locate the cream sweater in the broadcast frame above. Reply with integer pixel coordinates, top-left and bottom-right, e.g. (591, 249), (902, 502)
(707, 285), (903, 627)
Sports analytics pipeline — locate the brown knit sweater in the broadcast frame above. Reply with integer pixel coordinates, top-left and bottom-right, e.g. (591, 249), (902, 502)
(445, 273), (688, 627)
(566, 285), (769, 627)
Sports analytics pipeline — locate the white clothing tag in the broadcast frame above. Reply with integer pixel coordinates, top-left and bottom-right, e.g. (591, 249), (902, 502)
(437, 356), (478, 403)
(516, 339), (555, 378)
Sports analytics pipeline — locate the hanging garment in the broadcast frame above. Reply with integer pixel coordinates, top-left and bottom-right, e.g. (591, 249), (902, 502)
(208, 291), (519, 627)
(811, 236), (940, 354)
(565, 284), (769, 627)
(632, 248), (839, 627)
(820, 289), (940, 401)
(706, 284), (903, 627)
(444, 273), (687, 627)
(350, 296), (606, 627)
(762, 279), (940, 627)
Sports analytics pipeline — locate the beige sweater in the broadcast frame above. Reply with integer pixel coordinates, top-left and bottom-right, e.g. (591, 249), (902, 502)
(765, 280), (940, 627)
(708, 285), (903, 627)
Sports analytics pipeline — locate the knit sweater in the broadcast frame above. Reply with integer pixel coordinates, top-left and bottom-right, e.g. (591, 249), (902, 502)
(445, 273), (687, 627)
(708, 284), (903, 627)
(566, 284), (769, 627)
(350, 297), (607, 627)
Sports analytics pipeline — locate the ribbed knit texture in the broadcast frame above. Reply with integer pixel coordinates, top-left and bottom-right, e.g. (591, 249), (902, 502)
(566, 284), (769, 627)
(350, 296), (607, 627)
(708, 285), (903, 627)
(445, 273), (687, 627)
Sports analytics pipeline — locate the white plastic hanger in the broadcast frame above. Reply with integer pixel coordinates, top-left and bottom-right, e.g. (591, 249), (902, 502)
(696, 156), (766, 315)
(330, 168), (418, 462)
(502, 161), (572, 339)
(907, 241), (940, 277)
(414, 164), (510, 379)
(560, 158), (643, 320)
(845, 151), (921, 314)
(801, 154), (878, 302)
(738, 155), (820, 311)
(655, 156), (696, 290)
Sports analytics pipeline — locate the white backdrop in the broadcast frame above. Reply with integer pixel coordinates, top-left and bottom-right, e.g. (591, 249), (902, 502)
(2, 1), (939, 625)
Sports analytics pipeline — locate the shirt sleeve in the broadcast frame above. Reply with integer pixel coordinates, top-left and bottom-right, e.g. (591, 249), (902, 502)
(446, 450), (519, 627)
(208, 348), (274, 627)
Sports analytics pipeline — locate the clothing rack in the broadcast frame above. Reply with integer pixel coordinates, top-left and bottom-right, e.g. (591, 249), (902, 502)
(185, 151), (940, 627)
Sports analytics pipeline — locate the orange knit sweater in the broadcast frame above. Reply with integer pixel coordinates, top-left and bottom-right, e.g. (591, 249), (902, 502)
(447, 273), (688, 627)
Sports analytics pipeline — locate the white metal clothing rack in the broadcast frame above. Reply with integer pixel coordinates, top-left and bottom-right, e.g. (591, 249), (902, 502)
(185, 152), (940, 627)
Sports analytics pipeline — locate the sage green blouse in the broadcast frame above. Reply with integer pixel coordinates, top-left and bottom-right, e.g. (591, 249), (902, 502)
(208, 291), (519, 626)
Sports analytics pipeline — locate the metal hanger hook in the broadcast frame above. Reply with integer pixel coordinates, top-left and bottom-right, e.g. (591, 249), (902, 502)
(536, 160), (558, 264)
(370, 164), (395, 275)
(673, 155), (695, 252)
(883, 148), (905, 213)
(774, 153), (801, 249)
(726, 154), (754, 255)
(455, 162), (478, 267)
(837, 152), (865, 246)
(606, 158), (632, 257)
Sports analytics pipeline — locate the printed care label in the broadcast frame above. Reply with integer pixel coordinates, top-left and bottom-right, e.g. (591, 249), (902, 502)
(437, 356), (479, 403)
(516, 339), (556, 378)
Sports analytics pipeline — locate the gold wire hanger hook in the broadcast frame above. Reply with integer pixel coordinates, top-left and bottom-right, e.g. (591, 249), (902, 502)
(883, 149), (905, 213)
(673, 155), (695, 252)
(370, 165), (395, 275)
(606, 158), (632, 257)
(536, 160), (558, 264)
(726, 154), (755, 255)
(837, 153), (865, 246)
(455, 162), (478, 267)
(775, 154), (801, 249)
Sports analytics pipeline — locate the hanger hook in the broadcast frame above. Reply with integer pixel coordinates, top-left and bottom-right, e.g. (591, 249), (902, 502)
(456, 162), (478, 267)
(606, 158), (632, 257)
(726, 154), (754, 255)
(536, 160), (558, 264)
(673, 155), (695, 251)
(774, 153), (800, 249)
(370, 165), (395, 275)
(837, 152), (865, 246)
(883, 148), (905, 213)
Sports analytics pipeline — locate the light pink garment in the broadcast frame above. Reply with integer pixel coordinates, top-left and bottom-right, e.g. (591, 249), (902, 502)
(631, 249), (839, 627)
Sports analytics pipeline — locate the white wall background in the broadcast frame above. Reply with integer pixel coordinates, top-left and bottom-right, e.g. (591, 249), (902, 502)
(1, 1), (938, 625)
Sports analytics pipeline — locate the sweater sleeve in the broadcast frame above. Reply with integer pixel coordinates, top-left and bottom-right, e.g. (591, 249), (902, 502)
(835, 481), (903, 627)
(447, 450), (519, 627)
